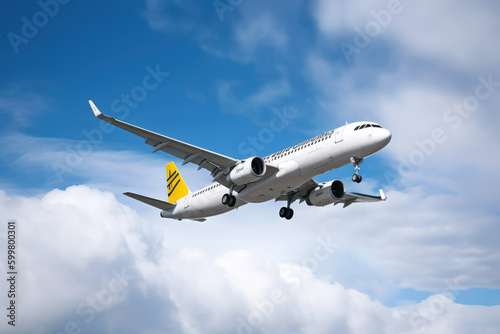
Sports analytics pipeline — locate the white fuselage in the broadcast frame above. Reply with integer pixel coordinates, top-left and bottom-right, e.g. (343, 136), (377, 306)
(161, 121), (391, 220)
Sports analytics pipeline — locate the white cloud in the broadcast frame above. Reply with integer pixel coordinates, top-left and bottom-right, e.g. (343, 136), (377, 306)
(302, 50), (500, 291)
(0, 131), (212, 202)
(142, 0), (202, 33)
(216, 79), (290, 118)
(1, 185), (500, 333)
(313, 0), (500, 72)
(0, 86), (49, 128)
(233, 13), (288, 60)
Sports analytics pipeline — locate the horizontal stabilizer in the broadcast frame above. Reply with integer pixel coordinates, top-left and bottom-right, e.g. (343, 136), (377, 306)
(123, 192), (176, 211)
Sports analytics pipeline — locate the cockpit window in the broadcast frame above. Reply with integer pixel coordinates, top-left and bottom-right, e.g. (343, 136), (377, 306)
(354, 123), (383, 131)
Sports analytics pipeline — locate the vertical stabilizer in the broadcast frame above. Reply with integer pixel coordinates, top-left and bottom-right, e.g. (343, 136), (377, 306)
(166, 162), (190, 203)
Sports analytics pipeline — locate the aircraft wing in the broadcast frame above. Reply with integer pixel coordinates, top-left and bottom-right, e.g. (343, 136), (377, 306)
(89, 100), (237, 175)
(335, 189), (387, 208)
(275, 179), (319, 204)
(276, 180), (386, 208)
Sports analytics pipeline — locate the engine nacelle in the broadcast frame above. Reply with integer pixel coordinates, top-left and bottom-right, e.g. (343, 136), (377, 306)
(228, 157), (266, 185)
(306, 180), (346, 207)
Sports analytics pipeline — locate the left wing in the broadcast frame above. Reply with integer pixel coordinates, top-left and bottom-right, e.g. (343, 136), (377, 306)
(276, 180), (387, 208)
(335, 189), (387, 208)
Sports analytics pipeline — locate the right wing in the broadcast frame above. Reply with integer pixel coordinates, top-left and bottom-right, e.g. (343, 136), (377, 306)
(89, 100), (237, 175)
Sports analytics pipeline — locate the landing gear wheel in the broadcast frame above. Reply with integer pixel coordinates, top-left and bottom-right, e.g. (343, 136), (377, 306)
(352, 174), (362, 183)
(228, 195), (236, 207)
(279, 207), (294, 220)
(222, 194), (237, 207)
(350, 157), (364, 183)
(222, 194), (230, 205)
(279, 207), (288, 218)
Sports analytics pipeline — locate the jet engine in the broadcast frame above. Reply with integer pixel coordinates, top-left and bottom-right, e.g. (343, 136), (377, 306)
(306, 180), (346, 207)
(228, 157), (266, 185)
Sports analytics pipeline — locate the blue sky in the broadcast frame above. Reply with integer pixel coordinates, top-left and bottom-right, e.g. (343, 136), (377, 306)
(1, 1), (500, 333)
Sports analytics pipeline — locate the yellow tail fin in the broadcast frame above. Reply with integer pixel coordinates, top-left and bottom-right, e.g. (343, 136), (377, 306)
(166, 162), (190, 203)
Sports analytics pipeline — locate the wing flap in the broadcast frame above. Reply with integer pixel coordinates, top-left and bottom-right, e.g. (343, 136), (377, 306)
(275, 179), (319, 203)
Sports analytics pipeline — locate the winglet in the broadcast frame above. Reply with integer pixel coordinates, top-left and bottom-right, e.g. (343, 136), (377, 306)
(379, 189), (387, 200)
(88, 100), (103, 118)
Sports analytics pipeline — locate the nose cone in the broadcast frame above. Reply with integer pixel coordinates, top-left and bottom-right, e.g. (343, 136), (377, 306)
(376, 128), (392, 147)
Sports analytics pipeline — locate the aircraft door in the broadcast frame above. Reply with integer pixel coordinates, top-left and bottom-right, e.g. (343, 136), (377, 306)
(335, 126), (345, 143)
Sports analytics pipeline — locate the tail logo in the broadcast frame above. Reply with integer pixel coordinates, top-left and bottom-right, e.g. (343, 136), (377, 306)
(166, 162), (190, 203)
(167, 169), (180, 197)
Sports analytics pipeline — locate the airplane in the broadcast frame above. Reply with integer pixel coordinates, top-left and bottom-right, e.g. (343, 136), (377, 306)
(89, 100), (392, 221)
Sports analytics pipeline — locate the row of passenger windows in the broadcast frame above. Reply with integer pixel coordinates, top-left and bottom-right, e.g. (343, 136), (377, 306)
(264, 134), (333, 162)
(354, 124), (382, 131)
(193, 130), (337, 194)
(193, 183), (221, 197)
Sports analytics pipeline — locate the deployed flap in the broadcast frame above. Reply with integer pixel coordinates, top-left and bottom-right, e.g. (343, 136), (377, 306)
(124, 192), (176, 211)
(275, 179), (319, 204)
(89, 100), (237, 174)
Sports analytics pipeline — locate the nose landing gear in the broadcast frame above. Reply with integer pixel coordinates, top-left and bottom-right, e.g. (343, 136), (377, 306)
(351, 157), (363, 183)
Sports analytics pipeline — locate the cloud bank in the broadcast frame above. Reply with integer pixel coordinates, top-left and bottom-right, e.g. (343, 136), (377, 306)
(1, 185), (500, 334)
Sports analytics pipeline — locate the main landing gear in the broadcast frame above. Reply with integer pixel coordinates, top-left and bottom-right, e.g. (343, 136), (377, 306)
(279, 207), (294, 220)
(221, 194), (236, 207)
(351, 157), (363, 183)
(222, 185), (236, 207)
(279, 193), (294, 220)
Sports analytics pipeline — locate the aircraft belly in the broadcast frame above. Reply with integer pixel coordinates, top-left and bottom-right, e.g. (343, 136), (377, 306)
(185, 193), (229, 217)
(238, 160), (304, 203)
